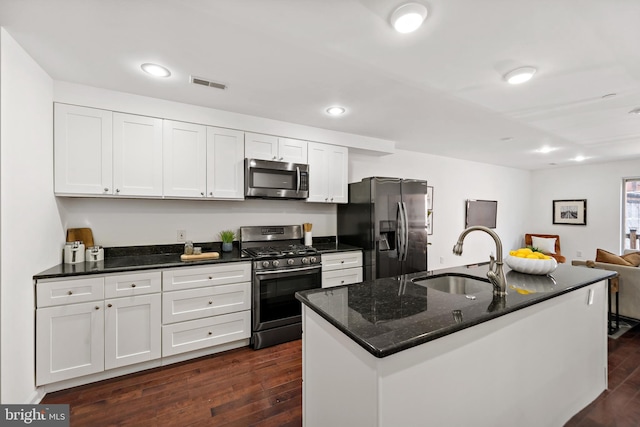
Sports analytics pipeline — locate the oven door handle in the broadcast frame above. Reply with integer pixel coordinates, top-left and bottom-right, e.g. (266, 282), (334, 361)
(296, 166), (301, 194)
(255, 265), (322, 276)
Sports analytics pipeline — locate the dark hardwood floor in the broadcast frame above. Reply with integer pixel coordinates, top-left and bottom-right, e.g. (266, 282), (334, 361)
(42, 341), (302, 426)
(42, 325), (640, 426)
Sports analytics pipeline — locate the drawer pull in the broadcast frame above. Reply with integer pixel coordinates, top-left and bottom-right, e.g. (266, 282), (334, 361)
(341, 280), (345, 284)
(95, 306), (100, 310)
(68, 291), (73, 295)
(341, 260), (345, 263)
(107, 303), (112, 308)
(208, 276), (213, 280)
(208, 301), (213, 305)
(208, 331), (213, 335)
(131, 283), (136, 288)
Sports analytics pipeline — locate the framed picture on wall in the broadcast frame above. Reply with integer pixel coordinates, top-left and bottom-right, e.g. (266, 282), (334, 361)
(553, 199), (587, 225)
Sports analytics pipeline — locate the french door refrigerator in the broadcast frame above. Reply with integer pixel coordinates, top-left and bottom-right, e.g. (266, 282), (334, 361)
(337, 177), (428, 281)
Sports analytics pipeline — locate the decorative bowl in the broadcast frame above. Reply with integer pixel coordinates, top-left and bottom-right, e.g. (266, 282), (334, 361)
(504, 255), (558, 275)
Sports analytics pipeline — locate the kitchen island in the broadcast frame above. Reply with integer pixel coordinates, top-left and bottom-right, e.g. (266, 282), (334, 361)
(296, 264), (616, 427)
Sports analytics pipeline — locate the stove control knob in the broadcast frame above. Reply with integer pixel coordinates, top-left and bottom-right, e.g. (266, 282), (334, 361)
(310, 256), (317, 264)
(273, 260), (280, 267)
(262, 261), (270, 268)
(287, 258), (295, 265)
(302, 257), (309, 264)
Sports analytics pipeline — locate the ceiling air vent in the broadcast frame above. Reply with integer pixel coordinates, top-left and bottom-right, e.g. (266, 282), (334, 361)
(190, 75), (227, 90)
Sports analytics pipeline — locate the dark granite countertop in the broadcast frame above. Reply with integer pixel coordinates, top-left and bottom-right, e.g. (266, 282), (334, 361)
(34, 238), (361, 280)
(296, 264), (616, 358)
(34, 244), (249, 280)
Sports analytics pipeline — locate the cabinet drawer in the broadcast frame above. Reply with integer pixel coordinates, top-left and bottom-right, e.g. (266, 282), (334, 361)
(105, 271), (161, 298)
(163, 282), (251, 324)
(321, 251), (363, 272)
(322, 267), (363, 288)
(163, 262), (251, 291)
(37, 277), (104, 307)
(161, 310), (250, 356)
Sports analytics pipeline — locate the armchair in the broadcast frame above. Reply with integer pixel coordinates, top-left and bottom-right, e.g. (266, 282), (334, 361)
(524, 233), (566, 263)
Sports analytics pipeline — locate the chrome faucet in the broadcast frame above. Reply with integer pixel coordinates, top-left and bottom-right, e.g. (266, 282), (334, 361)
(452, 226), (507, 297)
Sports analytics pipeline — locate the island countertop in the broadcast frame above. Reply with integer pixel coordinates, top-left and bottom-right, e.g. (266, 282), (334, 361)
(295, 264), (616, 358)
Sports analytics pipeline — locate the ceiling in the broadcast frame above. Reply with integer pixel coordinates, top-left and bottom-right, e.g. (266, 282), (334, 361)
(1, 0), (640, 170)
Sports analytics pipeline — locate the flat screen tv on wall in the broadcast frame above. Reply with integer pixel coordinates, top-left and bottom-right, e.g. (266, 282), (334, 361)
(465, 199), (498, 229)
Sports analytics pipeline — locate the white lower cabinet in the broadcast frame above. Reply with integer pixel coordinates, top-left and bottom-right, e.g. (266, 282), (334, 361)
(36, 301), (105, 385)
(321, 251), (363, 288)
(162, 311), (251, 357)
(36, 272), (162, 386)
(161, 262), (252, 357)
(104, 294), (161, 370)
(36, 262), (252, 388)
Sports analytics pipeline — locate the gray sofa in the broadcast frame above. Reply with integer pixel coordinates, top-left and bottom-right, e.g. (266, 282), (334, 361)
(572, 251), (640, 320)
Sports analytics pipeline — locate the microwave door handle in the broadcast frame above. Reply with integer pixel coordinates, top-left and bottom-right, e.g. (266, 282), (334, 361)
(296, 166), (301, 194)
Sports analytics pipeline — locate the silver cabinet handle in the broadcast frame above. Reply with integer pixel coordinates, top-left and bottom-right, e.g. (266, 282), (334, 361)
(272, 156), (277, 160)
(201, 192), (205, 196)
(116, 189), (120, 193)
(104, 188), (109, 192)
(208, 331), (213, 335)
(68, 291), (73, 295)
(209, 192), (213, 196)
(130, 283), (136, 288)
(107, 303), (112, 308)
(279, 157), (283, 160)
(95, 306), (100, 310)
(208, 301), (213, 305)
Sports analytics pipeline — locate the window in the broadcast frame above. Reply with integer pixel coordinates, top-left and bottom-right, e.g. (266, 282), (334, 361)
(624, 178), (640, 250)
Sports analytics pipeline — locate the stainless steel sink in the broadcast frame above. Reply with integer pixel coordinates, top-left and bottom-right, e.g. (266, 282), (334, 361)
(412, 273), (492, 296)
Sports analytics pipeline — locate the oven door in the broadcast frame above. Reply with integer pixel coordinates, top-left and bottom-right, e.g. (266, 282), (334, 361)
(245, 158), (309, 199)
(253, 264), (321, 331)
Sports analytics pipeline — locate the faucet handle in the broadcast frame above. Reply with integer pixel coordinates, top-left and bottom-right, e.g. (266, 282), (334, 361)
(489, 254), (496, 271)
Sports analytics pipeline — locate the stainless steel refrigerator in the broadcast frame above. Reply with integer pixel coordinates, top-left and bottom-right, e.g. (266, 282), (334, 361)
(337, 177), (428, 281)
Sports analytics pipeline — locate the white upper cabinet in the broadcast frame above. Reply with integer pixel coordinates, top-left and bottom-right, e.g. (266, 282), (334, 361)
(307, 142), (348, 203)
(113, 113), (163, 197)
(54, 104), (113, 195)
(245, 132), (308, 163)
(163, 120), (207, 198)
(206, 127), (245, 200)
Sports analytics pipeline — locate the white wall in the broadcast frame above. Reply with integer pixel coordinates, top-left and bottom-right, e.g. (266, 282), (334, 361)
(0, 28), (61, 403)
(530, 159), (640, 262)
(349, 150), (532, 269)
(59, 198), (336, 247)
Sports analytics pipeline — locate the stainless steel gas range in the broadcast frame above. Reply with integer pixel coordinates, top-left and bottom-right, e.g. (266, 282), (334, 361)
(240, 225), (322, 349)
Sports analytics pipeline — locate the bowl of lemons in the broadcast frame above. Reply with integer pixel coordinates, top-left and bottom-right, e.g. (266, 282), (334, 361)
(504, 247), (558, 275)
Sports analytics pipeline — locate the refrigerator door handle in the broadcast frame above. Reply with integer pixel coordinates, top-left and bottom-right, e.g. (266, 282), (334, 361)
(396, 202), (405, 260)
(402, 201), (409, 261)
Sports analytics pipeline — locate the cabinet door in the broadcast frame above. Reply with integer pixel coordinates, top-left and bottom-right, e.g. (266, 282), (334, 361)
(54, 104), (113, 195)
(36, 302), (104, 385)
(162, 262), (251, 292)
(245, 132), (278, 161)
(163, 120), (207, 197)
(104, 294), (161, 370)
(206, 127), (245, 199)
(307, 142), (330, 202)
(322, 251), (363, 272)
(113, 113), (163, 197)
(278, 137), (308, 163)
(327, 145), (348, 203)
(307, 142), (348, 203)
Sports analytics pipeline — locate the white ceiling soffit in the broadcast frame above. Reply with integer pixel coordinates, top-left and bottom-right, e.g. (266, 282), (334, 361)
(0, 0), (639, 170)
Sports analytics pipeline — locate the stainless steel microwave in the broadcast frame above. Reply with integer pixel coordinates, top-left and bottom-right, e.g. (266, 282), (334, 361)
(245, 158), (309, 199)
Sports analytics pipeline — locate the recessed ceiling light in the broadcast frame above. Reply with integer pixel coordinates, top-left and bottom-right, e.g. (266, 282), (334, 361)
(326, 106), (346, 116)
(536, 146), (556, 154)
(629, 107), (640, 115)
(390, 3), (428, 33)
(141, 63), (171, 78)
(503, 66), (537, 85)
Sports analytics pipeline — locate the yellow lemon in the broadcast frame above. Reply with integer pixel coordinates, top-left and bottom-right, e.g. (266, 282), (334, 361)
(525, 254), (539, 259)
